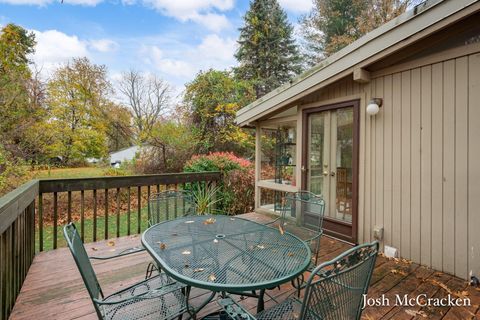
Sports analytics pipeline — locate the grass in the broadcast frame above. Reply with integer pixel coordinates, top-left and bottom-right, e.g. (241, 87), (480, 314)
(32, 166), (117, 179)
(37, 205), (150, 252)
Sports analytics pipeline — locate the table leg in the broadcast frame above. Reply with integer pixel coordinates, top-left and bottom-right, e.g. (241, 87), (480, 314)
(257, 289), (266, 313)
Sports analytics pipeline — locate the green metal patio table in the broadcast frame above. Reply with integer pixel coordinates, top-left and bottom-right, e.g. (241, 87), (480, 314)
(142, 214), (312, 317)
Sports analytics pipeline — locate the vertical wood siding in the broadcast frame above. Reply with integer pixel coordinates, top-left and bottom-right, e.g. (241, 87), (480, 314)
(298, 52), (480, 279)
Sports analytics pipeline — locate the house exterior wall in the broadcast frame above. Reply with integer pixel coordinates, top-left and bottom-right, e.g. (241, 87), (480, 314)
(263, 51), (480, 280)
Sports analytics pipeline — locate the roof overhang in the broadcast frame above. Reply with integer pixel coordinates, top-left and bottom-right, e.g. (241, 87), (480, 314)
(236, 0), (480, 127)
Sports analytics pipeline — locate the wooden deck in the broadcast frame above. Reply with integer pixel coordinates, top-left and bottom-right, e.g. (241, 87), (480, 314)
(9, 213), (480, 320)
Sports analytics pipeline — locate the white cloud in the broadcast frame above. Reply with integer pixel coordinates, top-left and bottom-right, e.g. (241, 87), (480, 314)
(128, 0), (234, 31)
(89, 39), (118, 52)
(145, 46), (195, 79)
(197, 34), (236, 63)
(278, 0), (313, 13)
(0, 0), (102, 6)
(141, 33), (236, 85)
(31, 29), (89, 74)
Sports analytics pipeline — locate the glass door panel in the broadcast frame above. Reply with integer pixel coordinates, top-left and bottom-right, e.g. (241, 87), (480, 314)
(306, 107), (354, 224)
(334, 107), (353, 223)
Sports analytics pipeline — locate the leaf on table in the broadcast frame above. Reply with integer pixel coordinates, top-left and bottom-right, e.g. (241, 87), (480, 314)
(203, 218), (216, 225)
(107, 240), (115, 247)
(208, 273), (216, 282)
(185, 220), (195, 224)
(158, 242), (166, 250)
(193, 268), (205, 273)
(109, 249), (116, 252)
(287, 252), (294, 257)
(91, 247), (98, 251)
(213, 239), (219, 244)
(171, 233), (178, 236)
(256, 244), (265, 249)
(184, 264), (190, 268)
(278, 224), (285, 235)
(230, 218), (235, 221)
(182, 250), (191, 255)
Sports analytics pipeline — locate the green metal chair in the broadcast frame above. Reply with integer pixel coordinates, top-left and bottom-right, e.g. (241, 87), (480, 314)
(279, 191), (326, 268)
(63, 223), (189, 320)
(90, 190), (196, 279)
(218, 241), (379, 320)
(145, 190), (197, 278)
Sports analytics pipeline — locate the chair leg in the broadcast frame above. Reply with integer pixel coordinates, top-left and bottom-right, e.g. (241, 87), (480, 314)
(145, 262), (158, 279)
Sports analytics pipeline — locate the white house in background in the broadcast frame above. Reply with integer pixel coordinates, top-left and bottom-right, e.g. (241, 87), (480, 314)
(110, 145), (141, 166)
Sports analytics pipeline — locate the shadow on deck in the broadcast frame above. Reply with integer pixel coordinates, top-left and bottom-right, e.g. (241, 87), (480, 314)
(10, 213), (480, 319)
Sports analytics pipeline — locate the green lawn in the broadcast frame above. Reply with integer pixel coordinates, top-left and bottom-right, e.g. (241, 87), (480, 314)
(38, 205), (150, 252)
(32, 166), (121, 179)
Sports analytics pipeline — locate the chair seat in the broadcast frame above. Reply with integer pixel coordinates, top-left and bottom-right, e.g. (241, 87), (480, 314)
(100, 273), (188, 320)
(256, 298), (302, 320)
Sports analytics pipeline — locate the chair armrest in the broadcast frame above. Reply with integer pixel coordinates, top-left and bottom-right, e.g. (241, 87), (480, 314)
(89, 246), (145, 260)
(217, 297), (257, 320)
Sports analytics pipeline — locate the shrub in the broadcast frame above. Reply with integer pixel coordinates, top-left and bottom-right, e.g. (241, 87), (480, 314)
(183, 152), (254, 215)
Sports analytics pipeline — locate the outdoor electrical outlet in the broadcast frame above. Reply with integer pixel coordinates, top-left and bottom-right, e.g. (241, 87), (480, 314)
(373, 226), (384, 241)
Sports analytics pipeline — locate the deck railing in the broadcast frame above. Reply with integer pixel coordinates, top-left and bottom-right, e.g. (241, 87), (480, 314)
(0, 171), (221, 320)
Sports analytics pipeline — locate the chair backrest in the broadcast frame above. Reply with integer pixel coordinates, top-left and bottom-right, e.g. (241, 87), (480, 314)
(148, 190), (196, 226)
(63, 223), (104, 316)
(282, 191), (325, 232)
(300, 241), (379, 320)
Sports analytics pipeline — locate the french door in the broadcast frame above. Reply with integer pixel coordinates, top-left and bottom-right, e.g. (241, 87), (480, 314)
(302, 100), (359, 243)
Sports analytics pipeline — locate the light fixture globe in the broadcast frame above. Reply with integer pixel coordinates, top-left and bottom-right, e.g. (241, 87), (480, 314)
(366, 98), (383, 116)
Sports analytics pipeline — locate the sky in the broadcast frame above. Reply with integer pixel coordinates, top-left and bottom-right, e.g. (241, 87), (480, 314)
(0, 0), (313, 97)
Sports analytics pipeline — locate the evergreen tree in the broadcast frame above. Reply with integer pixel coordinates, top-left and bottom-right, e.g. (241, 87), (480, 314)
(235, 0), (302, 98)
(300, 0), (415, 63)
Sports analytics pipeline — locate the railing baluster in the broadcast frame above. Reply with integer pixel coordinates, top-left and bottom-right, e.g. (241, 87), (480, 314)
(67, 191), (72, 223)
(104, 189), (109, 240)
(93, 189), (97, 242)
(116, 188), (120, 238)
(0, 233), (4, 320)
(80, 190), (85, 242)
(147, 186), (151, 224)
(53, 192), (58, 250)
(38, 193), (43, 252)
(137, 186), (141, 234)
(174, 184), (178, 218)
(127, 187), (131, 236)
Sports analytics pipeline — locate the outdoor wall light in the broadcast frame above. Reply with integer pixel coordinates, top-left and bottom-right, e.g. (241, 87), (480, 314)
(366, 98), (383, 116)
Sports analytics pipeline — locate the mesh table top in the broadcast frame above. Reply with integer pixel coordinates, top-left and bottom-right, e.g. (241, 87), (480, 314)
(142, 215), (312, 292)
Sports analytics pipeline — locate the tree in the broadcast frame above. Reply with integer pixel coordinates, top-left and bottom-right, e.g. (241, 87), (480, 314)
(104, 103), (134, 152)
(118, 70), (171, 140)
(235, 0), (302, 98)
(0, 24), (37, 151)
(300, 0), (415, 63)
(46, 57), (112, 164)
(183, 69), (256, 155)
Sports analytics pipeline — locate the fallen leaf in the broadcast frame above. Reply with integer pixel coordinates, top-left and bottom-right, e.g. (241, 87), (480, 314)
(230, 218), (235, 221)
(256, 244), (265, 249)
(208, 274), (216, 282)
(182, 250), (191, 255)
(107, 240), (115, 247)
(184, 264), (190, 268)
(193, 268), (205, 273)
(158, 242), (166, 250)
(390, 269), (408, 276)
(203, 218), (216, 225)
(91, 247), (98, 251)
(287, 252), (294, 257)
(404, 309), (427, 318)
(213, 239), (219, 243)
(109, 249), (116, 252)
(171, 233), (178, 236)
(185, 220), (195, 224)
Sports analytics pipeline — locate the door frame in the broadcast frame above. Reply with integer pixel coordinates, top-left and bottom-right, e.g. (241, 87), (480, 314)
(301, 99), (360, 244)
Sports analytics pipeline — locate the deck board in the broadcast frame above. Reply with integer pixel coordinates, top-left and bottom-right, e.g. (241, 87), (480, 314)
(9, 212), (480, 319)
